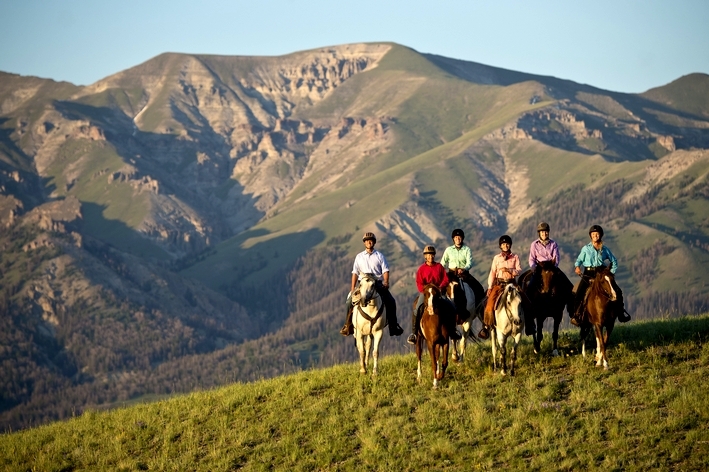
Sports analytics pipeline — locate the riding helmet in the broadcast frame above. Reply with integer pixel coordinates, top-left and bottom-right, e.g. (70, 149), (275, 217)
(362, 232), (377, 242)
(537, 222), (550, 232)
(499, 234), (512, 246)
(451, 228), (465, 240)
(588, 225), (604, 239)
(423, 245), (436, 255)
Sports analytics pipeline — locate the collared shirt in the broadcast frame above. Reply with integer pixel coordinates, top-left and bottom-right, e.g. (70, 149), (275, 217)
(529, 239), (560, 270)
(416, 262), (449, 292)
(487, 252), (521, 288)
(352, 249), (390, 280)
(441, 245), (472, 271)
(575, 242), (618, 274)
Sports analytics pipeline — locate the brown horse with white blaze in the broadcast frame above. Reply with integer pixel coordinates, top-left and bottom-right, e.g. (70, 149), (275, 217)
(579, 266), (618, 370)
(416, 284), (456, 388)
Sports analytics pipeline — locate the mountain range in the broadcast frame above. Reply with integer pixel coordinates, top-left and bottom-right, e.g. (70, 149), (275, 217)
(1, 42), (708, 429)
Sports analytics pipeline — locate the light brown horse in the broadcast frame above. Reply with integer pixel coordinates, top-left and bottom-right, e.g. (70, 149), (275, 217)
(579, 266), (618, 370)
(416, 284), (456, 388)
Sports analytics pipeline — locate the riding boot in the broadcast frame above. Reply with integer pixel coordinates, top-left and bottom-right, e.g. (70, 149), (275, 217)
(407, 303), (423, 344)
(339, 304), (354, 336)
(442, 298), (462, 341)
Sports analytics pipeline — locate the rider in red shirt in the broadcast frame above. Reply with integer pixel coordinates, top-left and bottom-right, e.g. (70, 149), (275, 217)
(407, 245), (461, 345)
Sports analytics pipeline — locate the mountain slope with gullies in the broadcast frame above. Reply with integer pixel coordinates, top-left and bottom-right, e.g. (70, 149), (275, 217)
(1, 43), (709, 430)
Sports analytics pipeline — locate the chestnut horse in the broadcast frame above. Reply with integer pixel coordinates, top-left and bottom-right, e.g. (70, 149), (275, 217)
(416, 284), (456, 388)
(579, 266), (618, 370)
(444, 280), (478, 363)
(491, 284), (525, 376)
(519, 261), (573, 356)
(352, 273), (387, 375)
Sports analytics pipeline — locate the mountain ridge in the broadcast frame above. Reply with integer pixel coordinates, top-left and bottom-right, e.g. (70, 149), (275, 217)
(1, 42), (708, 430)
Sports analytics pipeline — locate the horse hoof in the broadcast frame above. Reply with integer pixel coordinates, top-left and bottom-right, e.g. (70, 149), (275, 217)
(552, 349), (560, 357)
(500, 370), (507, 376)
(533, 348), (539, 355)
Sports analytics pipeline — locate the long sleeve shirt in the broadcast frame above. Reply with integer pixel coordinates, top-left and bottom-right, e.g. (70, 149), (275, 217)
(441, 245), (473, 271)
(575, 242), (618, 274)
(416, 262), (449, 292)
(487, 252), (521, 288)
(529, 239), (560, 270)
(352, 249), (389, 280)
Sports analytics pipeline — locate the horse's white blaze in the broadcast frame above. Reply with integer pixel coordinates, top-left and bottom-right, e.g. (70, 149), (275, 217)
(604, 275), (617, 301)
(426, 287), (435, 315)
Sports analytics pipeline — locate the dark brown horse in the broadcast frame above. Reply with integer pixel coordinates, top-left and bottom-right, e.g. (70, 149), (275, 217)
(416, 284), (456, 388)
(579, 266), (619, 369)
(519, 260), (574, 356)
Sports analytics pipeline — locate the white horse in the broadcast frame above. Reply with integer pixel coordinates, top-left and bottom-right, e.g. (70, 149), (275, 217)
(352, 272), (387, 375)
(491, 284), (525, 376)
(445, 280), (477, 363)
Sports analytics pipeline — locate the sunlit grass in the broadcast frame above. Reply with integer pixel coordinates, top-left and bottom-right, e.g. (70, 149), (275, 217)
(2, 316), (709, 471)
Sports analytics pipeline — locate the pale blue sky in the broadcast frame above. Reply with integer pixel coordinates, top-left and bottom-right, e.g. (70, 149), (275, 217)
(1, 0), (707, 93)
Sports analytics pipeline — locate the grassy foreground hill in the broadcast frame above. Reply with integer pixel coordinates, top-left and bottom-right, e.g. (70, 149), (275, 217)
(2, 315), (709, 471)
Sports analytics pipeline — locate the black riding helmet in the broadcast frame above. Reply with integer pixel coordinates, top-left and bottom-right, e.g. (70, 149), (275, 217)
(451, 228), (465, 240)
(499, 234), (512, 247)
(588, 225), (604, 239)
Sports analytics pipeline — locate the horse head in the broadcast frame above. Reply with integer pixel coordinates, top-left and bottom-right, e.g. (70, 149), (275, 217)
(593, 267), (617, 302)
(537, 260), (557, 294)
(423, 284), (441, 316)
(358, 272), (378, 305)
(503, 284), (524, 327)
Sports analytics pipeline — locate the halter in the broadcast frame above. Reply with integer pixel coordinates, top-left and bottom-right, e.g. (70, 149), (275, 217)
(501, 286), (522, 327)
(357, 280), (384, 331)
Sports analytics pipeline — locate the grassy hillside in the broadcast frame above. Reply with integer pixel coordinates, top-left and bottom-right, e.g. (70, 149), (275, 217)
(2, 315), (709, 471)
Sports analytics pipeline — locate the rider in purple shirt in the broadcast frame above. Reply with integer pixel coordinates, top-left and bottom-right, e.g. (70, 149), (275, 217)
(529, 222), (560, 270)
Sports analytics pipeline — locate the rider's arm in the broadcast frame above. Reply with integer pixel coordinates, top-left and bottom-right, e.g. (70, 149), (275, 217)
(439, 265), (450, 289)
(462, 246), (472, 271)
(605, 247), (618, 274)
(552, 241), (560, 266)
(511, 254), (521, 277)
(487, 256), (497, 289)
(382, 270), (390, 288)
(350, 273), (358, 293)
(528, 241), (537, 270)
(415, 267), (424, 292)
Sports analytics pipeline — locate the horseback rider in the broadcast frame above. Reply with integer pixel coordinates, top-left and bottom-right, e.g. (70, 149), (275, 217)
(441, 228), (486, 308)
(526, 221), (573, 335)
(480, 235), (521, 339)
(340, 232), (404, 337)
(571, 225), (630, 325)
(407, 245), (462, 345)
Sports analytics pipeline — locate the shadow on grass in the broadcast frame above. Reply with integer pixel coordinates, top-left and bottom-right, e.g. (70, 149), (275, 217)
(568, 315), (709, 355)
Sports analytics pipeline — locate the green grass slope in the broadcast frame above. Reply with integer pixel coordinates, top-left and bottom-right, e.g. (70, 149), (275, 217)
(3, 316), (709, 471)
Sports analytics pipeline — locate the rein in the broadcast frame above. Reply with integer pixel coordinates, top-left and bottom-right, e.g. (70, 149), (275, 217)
(357, 297), (385, 331)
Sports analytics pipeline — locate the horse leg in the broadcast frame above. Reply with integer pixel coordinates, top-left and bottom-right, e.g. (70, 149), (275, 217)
(371, 330), (383, 376)
(580, 324), (589, 359)
(356, 335), (367, 374)
(491, 328), (498, 372)
(602, 324), (614, 370)
(459, 320), (471, 362)
(511, 332), (522, 376)
(594, 324), (604, 367)
(364, 335), (372, 370)
(416, 335), (423, 382)
(552, 313), (561, 357)
(533, 316), (543, 355)
(438, 342), (449, 381)
(429, 340), (438, 389)
(499, 332), (508, 376)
